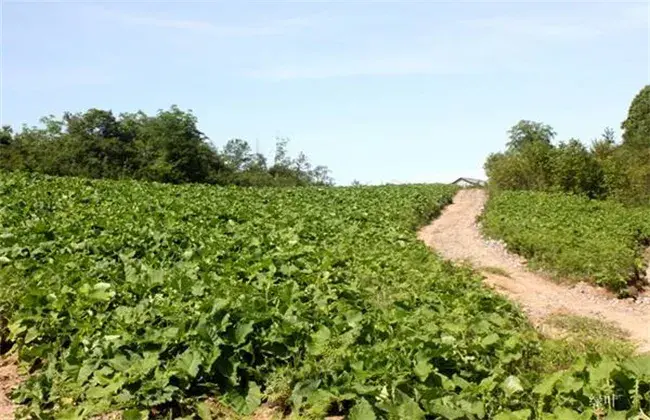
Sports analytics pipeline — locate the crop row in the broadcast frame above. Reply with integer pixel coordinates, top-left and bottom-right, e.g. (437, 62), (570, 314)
(480, 191), (650, 294)
(0, 172), (649, 418)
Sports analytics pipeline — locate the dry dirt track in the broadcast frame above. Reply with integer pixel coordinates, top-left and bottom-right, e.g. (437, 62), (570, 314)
(0, 356), (19, 420)
(418, 188), (650, 353)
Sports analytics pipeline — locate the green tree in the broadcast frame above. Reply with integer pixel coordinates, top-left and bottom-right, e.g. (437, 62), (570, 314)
(62, 108), (136, 178)
(506, 120), (556, 151)
(485, 122), (555, 192)
(309, 165), (334, 186)
(0, 126), (19, 171)
(485, 86), (650, 203)
(591, 127), (617, 161)
(0, 106), (333, 187)
(222, 139), (254, 172)
(551, 139), (604, 198)
(131, 106), (222, 184)
(621, 85), (650, 149)
(0, 126), (13, 146)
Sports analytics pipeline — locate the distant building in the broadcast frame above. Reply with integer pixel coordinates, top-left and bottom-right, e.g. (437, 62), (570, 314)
(450, 177), (487, 187)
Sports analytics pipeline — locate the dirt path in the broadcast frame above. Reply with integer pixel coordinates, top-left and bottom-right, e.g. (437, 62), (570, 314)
(418, 188), (650, 353)
(0, 356), (19, 420)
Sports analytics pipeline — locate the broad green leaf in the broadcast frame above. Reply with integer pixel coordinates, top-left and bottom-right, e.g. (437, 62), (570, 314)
(89, 282), (115, 301)
(622, 354), (650, 378)
(589, 359), (618, 384)
(481, 333), (500, 347)
(413, 352), (432, 381)
(176, 349), (202, 378)
(556, 375), (584, 394)
(234, 321), (255, 345)
(122, 409), (149, 420)
(604, 411), (627, 420)
(223, 382), (262, 415)
(246, 382), (263, 414)
(493, 409), (531, 420)
(307, 326), (331, 355)
(429, 399), (465, 419)
(549, 407), (586, 419)
(24, 327), (39, 343)
(196, 401), (212, 420)
(348, 399), (376, 420)
(500, 375), (524, 397)
(396, 396), (425, 420)
(533, 371), (563, 396)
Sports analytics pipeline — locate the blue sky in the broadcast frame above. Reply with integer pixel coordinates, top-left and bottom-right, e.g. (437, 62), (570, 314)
(2, 0), (648, 185)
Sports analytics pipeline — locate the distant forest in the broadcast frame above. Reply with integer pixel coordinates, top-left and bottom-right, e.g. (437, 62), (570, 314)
(0, 106), (333, 187)
(485, 85), (650, 205)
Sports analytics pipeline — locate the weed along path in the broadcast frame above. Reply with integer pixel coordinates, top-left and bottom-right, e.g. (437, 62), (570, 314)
(418, 188), (650, 353)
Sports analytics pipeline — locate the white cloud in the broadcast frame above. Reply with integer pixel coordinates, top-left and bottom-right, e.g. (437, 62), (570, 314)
(95, 8), (322, 38)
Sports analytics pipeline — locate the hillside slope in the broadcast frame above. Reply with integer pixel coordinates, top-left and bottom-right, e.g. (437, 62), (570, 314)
(418, 188), (650, 353)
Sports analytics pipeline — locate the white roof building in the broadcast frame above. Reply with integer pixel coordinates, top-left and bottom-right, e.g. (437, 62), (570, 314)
(450, 177), (487, 187)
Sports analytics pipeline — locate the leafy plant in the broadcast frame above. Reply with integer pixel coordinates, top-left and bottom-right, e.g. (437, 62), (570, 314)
(0, 171), (648, 418)
(481, 190), (650, 293)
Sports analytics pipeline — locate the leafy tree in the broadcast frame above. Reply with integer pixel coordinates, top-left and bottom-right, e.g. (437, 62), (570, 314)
(0, 126), (13, 146)
(273, 137), (293, 168)
(606, 147), (650, 204)
(62, 108), (136, 178)
(486, 121), (555, 192)
(485, 86), (650, 204)
(222, 139), (254, 172)
(0, 106), (333, 188)
(485, 141), (554, 192)
(0, 126), (21, 171)
(621, 85), (650, 149)
(551, 139), (604, 198)
(309, 165), (333, 186)
(591, 128), (617, 161)
(506, 120), (556, 151)
(602, 127), (616, 143)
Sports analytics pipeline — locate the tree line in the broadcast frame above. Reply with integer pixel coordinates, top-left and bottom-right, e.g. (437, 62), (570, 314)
(485, 85), (650, 205)
(0, 106), (333, 187)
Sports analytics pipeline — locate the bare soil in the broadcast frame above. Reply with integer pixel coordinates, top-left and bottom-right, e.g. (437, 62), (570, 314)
(0, 356), (19, 420)
(418, 188), (650, 353)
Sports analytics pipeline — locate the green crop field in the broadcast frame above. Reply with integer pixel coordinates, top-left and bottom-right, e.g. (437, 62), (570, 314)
(480, 191), (650, 294)
(1, 172), (649, 419)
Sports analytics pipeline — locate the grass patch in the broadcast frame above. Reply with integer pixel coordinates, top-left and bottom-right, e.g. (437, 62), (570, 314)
(481, 265), (511, 278)
(533, 313), (636, 372)
(545, 313), (630, 339)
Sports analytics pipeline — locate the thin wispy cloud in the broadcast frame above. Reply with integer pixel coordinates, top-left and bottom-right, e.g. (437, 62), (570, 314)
(461, 4), (647, 41)
(5, 65), (116, 92)
(246, 4), (648, 81)
(461, 17), (602, 40)
(94, 7), (322, 38)
(245, 46), (519, 80)
(117, 14), (215, 31)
